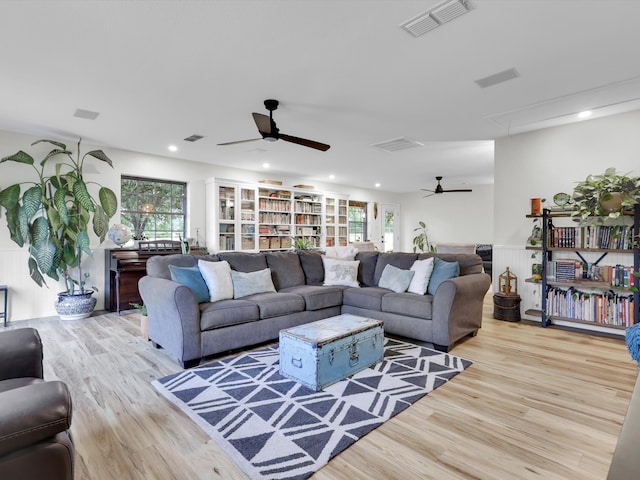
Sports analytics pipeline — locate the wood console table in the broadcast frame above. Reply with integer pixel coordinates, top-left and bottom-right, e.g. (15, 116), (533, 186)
(105, 241), (190, 313)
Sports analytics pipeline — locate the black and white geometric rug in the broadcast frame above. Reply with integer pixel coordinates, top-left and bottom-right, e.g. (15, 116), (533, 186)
(152, 338), (472, 480)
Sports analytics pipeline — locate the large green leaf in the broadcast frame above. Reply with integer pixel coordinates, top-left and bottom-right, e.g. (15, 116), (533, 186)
(39, 148), (71, 167)
(31, 216), (49, 247)
(99, 187), (118, 218)
(28, 256), (46, 287)
(4, 203), (24, 246)
(77, 230), (91, 256)
(32, 238), (56, 276)
(62, 243), (77, 267)
(93, 205), (109, 241)
(0, 150), (34, 165)
(17, 206), (30, 244)
(72, 179), (95, 212)
(0, 184), (20, 209)
(32, 139), (67, 150)
(84, 149), (113, 168)
(53, 188), (68, 225)
(22, 185), (42, 220)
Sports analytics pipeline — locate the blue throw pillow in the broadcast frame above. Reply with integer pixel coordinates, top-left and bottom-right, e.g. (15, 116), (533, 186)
(230, 268), (276, 298)
(169, 265), (210, 303)
(427, 258), (460, 295)
(378, 264), (415, 293)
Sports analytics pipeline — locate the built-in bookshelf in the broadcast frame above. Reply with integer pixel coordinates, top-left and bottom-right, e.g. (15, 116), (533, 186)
(206, 178), (348, 252)
(524, 207), (639, 334)
(325, 195), (349, 247)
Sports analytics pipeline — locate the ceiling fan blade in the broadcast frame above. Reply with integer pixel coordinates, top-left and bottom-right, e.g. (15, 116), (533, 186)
(252, 112), (272, 134)
(420, 188), (435, 193)
(217, 138), (262, 146)
(280, 133), (330, 151)
(422, 193), (436, 198)
(442, 189), (473, 193)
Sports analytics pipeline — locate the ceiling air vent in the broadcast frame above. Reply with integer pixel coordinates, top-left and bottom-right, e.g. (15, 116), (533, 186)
(400, 0), (471, 37)
(474, 68), (520, 89)
(371, 137), (424, 153)
(73, 108), (100, 120)
(184, 134), (205, 142)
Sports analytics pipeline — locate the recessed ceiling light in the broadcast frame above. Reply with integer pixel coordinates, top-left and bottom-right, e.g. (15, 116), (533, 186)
(329, 174), (335, 179)
(168, 145), (178, 152)
(375, 183), (381, 188)
(578, 110), (592, 119)
(263, 163), (270, 169)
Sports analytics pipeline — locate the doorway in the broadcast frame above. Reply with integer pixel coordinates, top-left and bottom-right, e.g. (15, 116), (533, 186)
(381, 203), (400, 252)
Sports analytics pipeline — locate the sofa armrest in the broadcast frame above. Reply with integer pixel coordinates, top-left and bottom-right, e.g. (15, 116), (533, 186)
(431, 273), (491, 348)
(0, 328), (43, 381)
(0, 381), (72, 457)
(138, 276), (202, 367)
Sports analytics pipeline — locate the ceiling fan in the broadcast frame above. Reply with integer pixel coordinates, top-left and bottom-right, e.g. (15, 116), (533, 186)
(217, 99), (330, 151)
(421, 176), (473, 197)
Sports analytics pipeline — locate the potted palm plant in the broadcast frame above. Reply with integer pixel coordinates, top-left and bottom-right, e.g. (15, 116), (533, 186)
(572, 167), (640, 220)
(0, 139), (117, 319)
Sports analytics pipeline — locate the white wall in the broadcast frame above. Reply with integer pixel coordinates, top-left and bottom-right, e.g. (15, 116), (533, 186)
(494, 109), (640, 316)
(0, 129), (399, 320)
(399, 184), (494, 252)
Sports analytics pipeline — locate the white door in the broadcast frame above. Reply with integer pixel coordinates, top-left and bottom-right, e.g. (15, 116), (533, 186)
(380, 204), (400, 252)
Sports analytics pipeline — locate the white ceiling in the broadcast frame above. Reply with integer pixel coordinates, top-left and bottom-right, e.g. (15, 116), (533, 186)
(1, 0), (640, 193)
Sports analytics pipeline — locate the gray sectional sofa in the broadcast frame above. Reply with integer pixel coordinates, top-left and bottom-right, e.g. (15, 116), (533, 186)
(139, 250), (490, 368)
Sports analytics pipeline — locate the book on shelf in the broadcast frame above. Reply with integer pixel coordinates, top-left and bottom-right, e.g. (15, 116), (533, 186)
(547, 225), (634, 250)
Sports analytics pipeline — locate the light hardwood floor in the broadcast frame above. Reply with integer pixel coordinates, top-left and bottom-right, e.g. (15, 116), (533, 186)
(7, 295), (637, 480)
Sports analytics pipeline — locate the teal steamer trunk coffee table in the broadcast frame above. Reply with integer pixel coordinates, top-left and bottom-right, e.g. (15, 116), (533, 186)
(279, 314), (384, 391)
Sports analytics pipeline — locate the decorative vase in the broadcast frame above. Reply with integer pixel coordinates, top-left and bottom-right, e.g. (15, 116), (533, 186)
(599, 192), (624, 214)
(54, 291), (97, 321)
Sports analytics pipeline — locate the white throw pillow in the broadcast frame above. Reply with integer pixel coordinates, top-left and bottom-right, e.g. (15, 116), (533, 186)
(198, 260), (234, 302)
(322, 257), (360, 287)
(324, 245), (358, 260)
(407, 257), (435, 295)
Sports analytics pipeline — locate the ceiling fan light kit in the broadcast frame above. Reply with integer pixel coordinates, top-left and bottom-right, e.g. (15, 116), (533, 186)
(218, 99), (330, 151)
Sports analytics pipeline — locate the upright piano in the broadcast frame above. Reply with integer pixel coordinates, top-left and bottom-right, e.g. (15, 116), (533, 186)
(104, 241), (185, 313)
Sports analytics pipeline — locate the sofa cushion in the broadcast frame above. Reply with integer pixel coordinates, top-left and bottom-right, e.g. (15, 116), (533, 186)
(200, 299), (259, 331)
(418, 253), (482, 276)
(218, 252), (268, 272)
(198, 260), (234, 302)
(243, 292), (305, 319)
(407, 257), (435, 295)
(168, 265), (210, 303)
(427, 258), (460, 295)
(342, 287), (388, 311)
(381, 292), (432, 319)
(373, 252), (418, 285)
(146, 254), (197, 279)
(322, 257), (360, 287)
(356, 251), (379, 287)
(298, 251), (325, 285)
(266, 252), (306, 290)
(279, 285), (343, 311)
(378, 264), (415, 293)
(230, 268), (276, 298)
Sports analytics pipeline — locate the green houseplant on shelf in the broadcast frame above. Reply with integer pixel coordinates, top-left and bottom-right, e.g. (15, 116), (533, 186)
(572, 167), (640, 220)
(0, 139), (117, 320)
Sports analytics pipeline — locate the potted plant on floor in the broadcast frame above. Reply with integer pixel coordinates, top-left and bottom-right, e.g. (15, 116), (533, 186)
(412, 221), (436, 253)
(572, 167), (640, 220)
(0, 139), (117, 319)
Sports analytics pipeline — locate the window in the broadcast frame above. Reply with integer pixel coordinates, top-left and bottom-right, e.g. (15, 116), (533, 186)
(120, 176), (186, 241)
(348, 201), (367, 243)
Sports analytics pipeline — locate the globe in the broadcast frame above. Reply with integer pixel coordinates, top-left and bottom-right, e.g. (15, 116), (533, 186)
(108, 224), (132, 247)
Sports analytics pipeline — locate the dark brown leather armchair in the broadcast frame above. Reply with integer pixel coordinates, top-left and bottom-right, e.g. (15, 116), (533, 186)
(0, 328), (74, 480)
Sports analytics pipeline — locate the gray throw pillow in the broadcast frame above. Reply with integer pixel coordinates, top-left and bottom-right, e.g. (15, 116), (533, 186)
(230, 268), (276, 298)
(378, 264), (415, 293)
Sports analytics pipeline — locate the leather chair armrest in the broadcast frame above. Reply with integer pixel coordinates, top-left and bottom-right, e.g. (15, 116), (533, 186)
(0, 328), (43, 380)
(0, 381), (72, 457)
